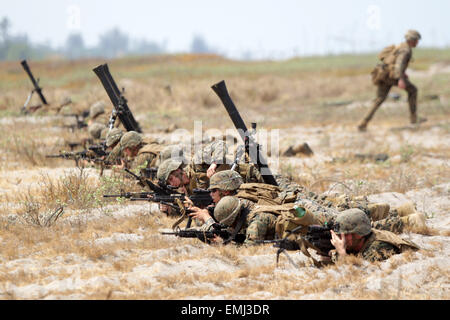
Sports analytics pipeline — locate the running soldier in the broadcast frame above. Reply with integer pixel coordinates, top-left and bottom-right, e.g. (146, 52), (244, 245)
(358, 30), (426, 131)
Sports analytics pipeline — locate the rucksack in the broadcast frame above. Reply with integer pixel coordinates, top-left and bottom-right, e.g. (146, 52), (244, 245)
(371, 44), (401, 85)
(236, 182), (296, 205)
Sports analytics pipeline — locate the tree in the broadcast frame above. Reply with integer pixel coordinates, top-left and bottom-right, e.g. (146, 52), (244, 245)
(0, 16), (10, 42)
(65, 33), (85, 59)
(97, 27), (129, 58)
(190, 35), (212, 53)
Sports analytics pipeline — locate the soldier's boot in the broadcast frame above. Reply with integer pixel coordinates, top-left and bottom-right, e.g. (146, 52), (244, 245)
(357, 120), (368, 132)
(410, 113), (427, 125)
(292, 142), (314, 156)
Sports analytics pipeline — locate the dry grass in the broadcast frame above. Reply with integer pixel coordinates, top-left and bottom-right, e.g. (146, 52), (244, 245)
(0, 52), (448, 300)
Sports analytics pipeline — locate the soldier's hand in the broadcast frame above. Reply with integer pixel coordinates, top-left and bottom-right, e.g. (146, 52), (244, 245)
(183, 197), (194, 208)
(207, 163), (217, 178)
(188, 208), (212, 223)
(398, 78), (406, 89)
(330, 230), (347, 256)
(209, 234), (224, 245)
(159, 203), (171, 215)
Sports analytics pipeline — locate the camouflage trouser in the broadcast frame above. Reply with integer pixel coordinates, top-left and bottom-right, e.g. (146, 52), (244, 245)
(371, 211), (404, 234)
(244, 211), (277, 244)
(361, 78), (418, 125)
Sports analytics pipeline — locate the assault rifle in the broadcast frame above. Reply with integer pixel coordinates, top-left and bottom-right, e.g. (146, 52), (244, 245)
(46, 150), (111, 167)
(129, 188), (213, 209)
(20, 59), (48, 113)
(256, 223), (338, 266)
(103, 192), (153, 199)
(88, 143), (108, 157)
(140, 167), (158, 180)
(65, 138), (94, 151)
(161, 223), (245, 244)
(159, 201), (215, 229)
(93, 63), (142, 132)
(123, 168), (176, 195)
(62, 113), (89, 131)
(211, 80), (278, 186)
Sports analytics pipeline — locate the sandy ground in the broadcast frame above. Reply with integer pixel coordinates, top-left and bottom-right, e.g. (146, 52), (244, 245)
(0, 114), (448, 300)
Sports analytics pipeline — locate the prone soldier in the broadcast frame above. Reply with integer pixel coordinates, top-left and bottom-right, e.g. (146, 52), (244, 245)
(327, 209), (419, 262)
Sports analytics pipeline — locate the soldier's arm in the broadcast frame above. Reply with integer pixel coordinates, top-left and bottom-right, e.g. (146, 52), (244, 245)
(361, 240), (399, 262)
(393, 49), (411, 80)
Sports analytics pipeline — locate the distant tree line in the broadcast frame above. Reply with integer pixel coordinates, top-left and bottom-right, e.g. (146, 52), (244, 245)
(0, 16), (217, 61)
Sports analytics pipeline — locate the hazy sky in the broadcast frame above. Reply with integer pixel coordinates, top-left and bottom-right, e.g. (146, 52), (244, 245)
(2, 0), (449, 59)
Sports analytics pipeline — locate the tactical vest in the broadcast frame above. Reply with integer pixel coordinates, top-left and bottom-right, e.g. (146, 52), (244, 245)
(137, 143), (165, 167)
(371, 43), (408, 84)
(236, 183), (282, 205)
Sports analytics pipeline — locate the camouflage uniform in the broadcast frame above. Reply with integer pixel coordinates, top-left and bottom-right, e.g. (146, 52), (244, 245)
(157, 159), (200, 195)
(205, 196), (277, 245)
(88, 101), (109, 125)
(332, 209), (419, 262)
(159, 145), (185, 164)
(118, 131), (164, 171)
(104, 128), (124, 165)
(88, 122), (107, 141)
(191, 140), (232, 189)
(359, 30), (422, 131)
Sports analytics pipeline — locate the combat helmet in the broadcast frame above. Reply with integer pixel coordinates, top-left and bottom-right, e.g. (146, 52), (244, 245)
(119, 131), (143, 149)
(88, 122), (106, 140)
(106, 128), (124, 148)
(157, 158), (184, 183)
(159, 145), (184, 163)
(89, 101), (106, 119)
(209, 170), (243, 191)
(100, 127), (109, 140)
(334, 208), (372, 236)
(405, 30), (421, 41)
(214, 196), (242, 227)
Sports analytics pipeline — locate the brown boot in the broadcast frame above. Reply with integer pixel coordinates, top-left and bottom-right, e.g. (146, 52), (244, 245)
(410, 114), (427, 124)
(357, 122), (367, 132)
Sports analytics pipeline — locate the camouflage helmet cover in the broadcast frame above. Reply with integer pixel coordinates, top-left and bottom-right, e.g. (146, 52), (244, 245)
(89, 101), (106, 119)
(106, 128), (124, 147)
(100, 127), (109, 140)
(159, 145), (184, 163)
(209, 170), (243, 191)
(119, 131), (143, 149)
(214, 196), (242, 227)
(88, 122), (106, 140)
(334, 208), (372, 236)
(405, 30), (421, 41)
(156, 158), (184, 183)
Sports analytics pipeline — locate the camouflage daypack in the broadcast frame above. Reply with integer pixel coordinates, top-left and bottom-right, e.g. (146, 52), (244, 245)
(371, 44), (400, 84)
(137, 143), (165, 167)
(236, 183), (283, 205)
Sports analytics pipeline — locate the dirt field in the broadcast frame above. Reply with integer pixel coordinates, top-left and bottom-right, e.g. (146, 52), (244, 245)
(0, 50), (449, 299)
